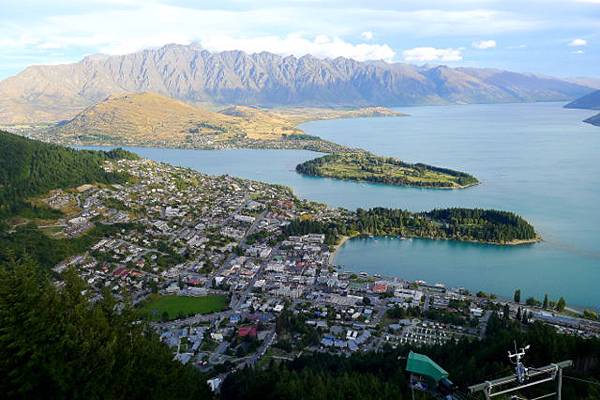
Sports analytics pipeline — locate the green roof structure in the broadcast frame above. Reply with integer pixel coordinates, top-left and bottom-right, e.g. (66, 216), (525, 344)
(406, 351), (449, 383)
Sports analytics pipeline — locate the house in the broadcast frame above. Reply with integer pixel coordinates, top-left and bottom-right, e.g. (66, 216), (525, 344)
(394, 288), (424, 303)
(372, 281), (389, 294)
(229, 313), (242, 324)
(470, 307), (484, 318)
(238, 325), (258, 338)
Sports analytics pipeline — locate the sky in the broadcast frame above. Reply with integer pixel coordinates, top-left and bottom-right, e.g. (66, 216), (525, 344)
(1, 0), (599, 80)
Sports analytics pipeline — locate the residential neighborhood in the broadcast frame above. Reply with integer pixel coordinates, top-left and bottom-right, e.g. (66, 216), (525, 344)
(44, 158), (600, 392)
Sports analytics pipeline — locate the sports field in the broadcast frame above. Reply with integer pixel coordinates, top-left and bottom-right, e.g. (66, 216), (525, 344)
(141, 294), (228, 320)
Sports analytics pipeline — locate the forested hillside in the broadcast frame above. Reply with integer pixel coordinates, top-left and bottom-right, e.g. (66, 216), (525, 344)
(0, 259), (212, 399)
(0, 130), (136, 216)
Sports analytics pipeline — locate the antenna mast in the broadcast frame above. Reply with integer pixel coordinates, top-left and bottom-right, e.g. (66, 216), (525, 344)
(468, 343), (572, 400)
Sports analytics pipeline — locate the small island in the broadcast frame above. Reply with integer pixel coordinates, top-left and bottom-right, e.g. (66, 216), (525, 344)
(296, 152), (479, 189)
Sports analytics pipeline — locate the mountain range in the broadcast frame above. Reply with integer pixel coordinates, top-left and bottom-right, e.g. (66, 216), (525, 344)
(0, 43), (595, 124)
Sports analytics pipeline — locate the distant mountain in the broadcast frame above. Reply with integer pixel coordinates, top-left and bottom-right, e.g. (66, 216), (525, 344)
(584, 113), (600, 127)
(0, 43), (593, 124)
(564, 90), (600, 127)
(564, 77), (600, 90)
(565, 89), (600, 110)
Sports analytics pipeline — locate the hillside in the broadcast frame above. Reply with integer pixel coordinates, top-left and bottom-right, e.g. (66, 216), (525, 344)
(565, 89), (600, 110)
(0, 130), (135, 216)
(0, 44), (592, 124)
(52, 92), (240, 145)
(46, 92), (403, 148)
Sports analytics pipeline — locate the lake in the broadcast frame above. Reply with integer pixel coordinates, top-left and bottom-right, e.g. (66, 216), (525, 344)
(96, 102), (600, 308)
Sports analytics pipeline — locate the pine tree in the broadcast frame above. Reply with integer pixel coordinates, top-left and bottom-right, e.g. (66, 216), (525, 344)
(514, 289), (521, 303)
(556, 297), (566, 312)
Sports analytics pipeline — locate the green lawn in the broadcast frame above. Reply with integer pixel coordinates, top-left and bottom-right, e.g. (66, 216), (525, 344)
(141, 294), (228, 321)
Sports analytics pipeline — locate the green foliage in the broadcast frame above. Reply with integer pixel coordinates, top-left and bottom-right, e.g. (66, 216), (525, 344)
(283, 133), (321, 141)
(0, 131), (137, 217)
(556, 297), (567, 312)
(283, 219), (341, 245)
(221, 314), (600, 400)
(0, 258), (212, 399)
(583, 310), (598, 321)
(514, 289), (521, 303)
(284, 207), (537, 244)
(0, 223), (127, 269)
(296, 152), (479, 188)
(424, 208), (537, 243)
(526, 296), (542, 307)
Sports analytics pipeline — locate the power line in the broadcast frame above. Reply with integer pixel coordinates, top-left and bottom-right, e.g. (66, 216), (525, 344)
(563, 375), (600, 387)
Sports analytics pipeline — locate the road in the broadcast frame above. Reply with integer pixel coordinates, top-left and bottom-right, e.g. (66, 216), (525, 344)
(206, 207), (267, 288)
(209, 340), (231, 364)
(479, 310), (493, 339)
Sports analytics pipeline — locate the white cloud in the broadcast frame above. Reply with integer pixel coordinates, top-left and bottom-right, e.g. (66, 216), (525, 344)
(0, 3), (396, 63)
(573, 49), (585, 54)
(402, 47), (463, 62)
(568, 38), (587, 46)
(199, 33), (395, 61)
(472, 39), (497, 49)
(361, 31), (374, 40)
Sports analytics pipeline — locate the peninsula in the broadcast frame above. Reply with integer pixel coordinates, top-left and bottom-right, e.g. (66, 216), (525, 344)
(296, 152), (479, 189)
(7, 92), (479, 190)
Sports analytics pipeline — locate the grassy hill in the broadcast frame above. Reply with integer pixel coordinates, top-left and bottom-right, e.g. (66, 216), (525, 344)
(53, 92), (240, 144)
(0, 130), (136, 216)
(48, 92), (403, 147)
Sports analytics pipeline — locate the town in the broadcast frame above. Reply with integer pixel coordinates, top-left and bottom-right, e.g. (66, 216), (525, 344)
(44, 158), (600, 392)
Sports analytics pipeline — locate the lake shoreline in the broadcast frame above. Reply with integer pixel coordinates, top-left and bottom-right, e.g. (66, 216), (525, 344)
(329, 233), (541, 266)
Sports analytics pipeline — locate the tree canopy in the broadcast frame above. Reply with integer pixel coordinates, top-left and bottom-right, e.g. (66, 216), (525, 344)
(0, 258), (212, 399)
(0, 130), (137, 217)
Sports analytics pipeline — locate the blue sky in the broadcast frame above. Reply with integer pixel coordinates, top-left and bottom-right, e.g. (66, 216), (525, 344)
(1, 0), (599, 80)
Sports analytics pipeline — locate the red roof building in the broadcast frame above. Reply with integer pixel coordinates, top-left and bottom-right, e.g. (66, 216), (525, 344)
(372, 281), (389, 294)
(238, 325), (257, 338)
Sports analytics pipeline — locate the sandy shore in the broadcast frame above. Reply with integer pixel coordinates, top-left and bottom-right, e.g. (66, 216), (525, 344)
(329, 235), (351, 265)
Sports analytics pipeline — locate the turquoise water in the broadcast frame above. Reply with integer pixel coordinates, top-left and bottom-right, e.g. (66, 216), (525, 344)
(94, 102), (600, 308)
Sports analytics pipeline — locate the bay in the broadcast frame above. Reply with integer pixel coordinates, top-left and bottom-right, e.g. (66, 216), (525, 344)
(90, 102), (600, 308)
